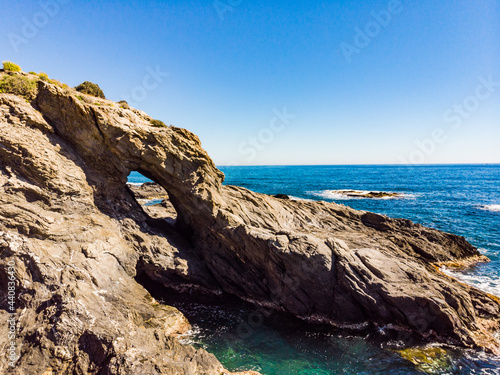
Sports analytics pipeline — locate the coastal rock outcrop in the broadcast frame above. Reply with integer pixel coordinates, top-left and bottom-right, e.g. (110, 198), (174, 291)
(0, 71), (499, 373)
(0, 73), (258, 374)
(319, 189), (406, 199)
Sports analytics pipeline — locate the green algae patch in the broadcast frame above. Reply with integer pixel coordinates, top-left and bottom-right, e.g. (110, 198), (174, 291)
(399, 347), (452, 373)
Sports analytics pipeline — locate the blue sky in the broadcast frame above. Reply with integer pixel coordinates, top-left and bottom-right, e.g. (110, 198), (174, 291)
(1, 0), (499, 165)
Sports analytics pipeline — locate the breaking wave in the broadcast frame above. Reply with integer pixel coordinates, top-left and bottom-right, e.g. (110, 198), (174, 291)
(479, 204), (500, 212)
(441, 267), (500, 297)
(307, 189), (415, 200)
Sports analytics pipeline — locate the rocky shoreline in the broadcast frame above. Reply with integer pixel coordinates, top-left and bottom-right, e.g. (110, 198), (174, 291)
(0, 70), (499, 373)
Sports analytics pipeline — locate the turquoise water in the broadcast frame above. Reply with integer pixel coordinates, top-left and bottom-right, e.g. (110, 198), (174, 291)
(129, 165), (500, 374)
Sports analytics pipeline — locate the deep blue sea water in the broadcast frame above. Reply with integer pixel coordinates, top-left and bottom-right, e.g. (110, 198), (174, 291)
(129, 165), (500, 374)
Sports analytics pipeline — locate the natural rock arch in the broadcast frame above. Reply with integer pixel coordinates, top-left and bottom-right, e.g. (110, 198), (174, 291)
(25, 81), (500, 352)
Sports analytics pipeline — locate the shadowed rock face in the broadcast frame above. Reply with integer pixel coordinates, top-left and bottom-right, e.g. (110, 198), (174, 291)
(0, 74), (499, 373)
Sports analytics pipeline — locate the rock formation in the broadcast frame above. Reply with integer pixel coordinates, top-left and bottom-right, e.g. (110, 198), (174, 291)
(0, 71), (499, 373)
(329, 189), (404, 198)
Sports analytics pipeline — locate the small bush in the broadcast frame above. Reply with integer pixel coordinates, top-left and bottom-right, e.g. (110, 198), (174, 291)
(2, 61), (21, 72)
(118, 100), (130, 109)
(38, 72), (49, 81)
(75, 81), (105, 99)
(76, 95), (84, 101)
(150, 119), (167, 128)
(38, 72), (49, 82)
(0, 75), (37, 99)
(28, 71), (37, 75)
(49, 78), (68, 89)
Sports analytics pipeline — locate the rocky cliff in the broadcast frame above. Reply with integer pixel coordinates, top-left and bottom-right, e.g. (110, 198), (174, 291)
(0, 71), (499, 373)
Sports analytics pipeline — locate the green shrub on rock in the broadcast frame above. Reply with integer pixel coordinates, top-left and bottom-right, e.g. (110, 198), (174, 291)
(2, 61), (21, 72)
(49, 79), (68, 89)
(118, 100), (130, 109)
(38, 72), (49, 81)
(150, 119), (167, 128)
(75, 81), (105, 99)
(0, 75), (37, 99)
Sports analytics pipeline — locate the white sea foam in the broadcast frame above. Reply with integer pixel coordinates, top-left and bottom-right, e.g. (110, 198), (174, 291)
(478, 247), (496, 256)
(144, 198), (163, 206)
(177, 325), (204, 346)
(307, 189), (415, 200)
(479, 204), (500, 212)
(441, 268), (500, 298)
(289, 196), (315, 202)
(126, 182), (144, 186)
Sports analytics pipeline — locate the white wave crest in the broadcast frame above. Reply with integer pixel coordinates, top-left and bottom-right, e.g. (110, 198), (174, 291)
(441, 268), (500, 297)
(307, 189), (415, 200)
(289, 196), (315, 202)
(479, 204), (500, 212)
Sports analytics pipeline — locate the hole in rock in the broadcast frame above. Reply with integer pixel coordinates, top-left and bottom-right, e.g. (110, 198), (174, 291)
(126, 171), (177, 226)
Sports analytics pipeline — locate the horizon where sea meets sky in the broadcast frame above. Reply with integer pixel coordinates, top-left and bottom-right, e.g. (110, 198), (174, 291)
(1, 0), (499, 165)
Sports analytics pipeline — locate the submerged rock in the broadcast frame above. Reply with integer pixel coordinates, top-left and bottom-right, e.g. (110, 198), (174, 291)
(0, 71), (499, 373)
(399, 347), (452, 373)
(329, 189), (406, 199)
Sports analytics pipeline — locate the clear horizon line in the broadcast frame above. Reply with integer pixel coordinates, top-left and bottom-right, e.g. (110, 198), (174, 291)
(216, 162), (500, 167)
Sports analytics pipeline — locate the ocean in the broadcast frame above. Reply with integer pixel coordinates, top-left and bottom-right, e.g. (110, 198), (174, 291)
(129, 165), (500, 374)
